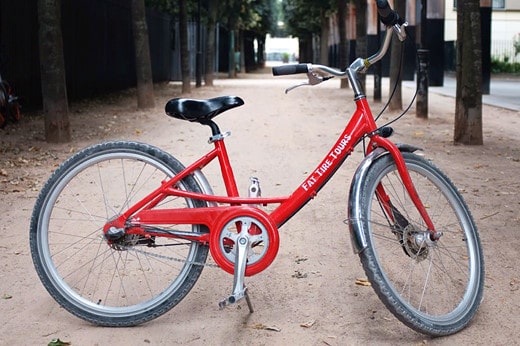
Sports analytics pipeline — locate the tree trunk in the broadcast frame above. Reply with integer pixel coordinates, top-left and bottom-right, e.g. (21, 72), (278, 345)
(256, 35), (265, 68)
(239, 30), (245, 73)
(38, 0), (71, 143)
(228, 29), (236, 78)
(354, 0), (367, 90)
(319, 9), (329, 65)
(389, 0), (405, 111)
(455, 0), (483, 145)
(131, 0), (155, 109)
(299, 36), (313, 62)
(179, 0), (191, 93)
(338, 0), (349, 88)
(204, 0), (218, 86)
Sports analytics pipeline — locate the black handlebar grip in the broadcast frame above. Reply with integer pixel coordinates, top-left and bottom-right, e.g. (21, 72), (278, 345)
(272, 64), (309, 76)
(376, 0), (401, 26)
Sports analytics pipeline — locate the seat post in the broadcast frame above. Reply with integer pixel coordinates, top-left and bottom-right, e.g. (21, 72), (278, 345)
(202, 120), (221, 136)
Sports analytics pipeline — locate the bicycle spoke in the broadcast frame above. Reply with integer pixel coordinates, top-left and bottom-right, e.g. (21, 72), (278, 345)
(31, 142), (210, 325)
(356, 152), (483, 335)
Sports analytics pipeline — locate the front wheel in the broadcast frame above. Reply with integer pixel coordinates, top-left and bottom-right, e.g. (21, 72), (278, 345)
(30, 141), (210, 326)
(358, 152), (484, 336)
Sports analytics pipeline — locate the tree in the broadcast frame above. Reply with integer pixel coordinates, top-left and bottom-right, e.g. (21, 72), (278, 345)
(219, 0), (276, 75)
(204, 0), (218, 86)
(131, 0), (155, 108)
(218, 0), (241, 77)
(283, 0), (333, 62)
(319, 8), (330, 65)
(338, 0), (349, 88)
(354, 0), (367, 90)
(38, 0), (71, 143)
(388, 0), (405, 111)
(179, 0), (191, 93)
(283, 0), (319, 62)
(455, 0), (483, 145)
(147, 0), (276, 81)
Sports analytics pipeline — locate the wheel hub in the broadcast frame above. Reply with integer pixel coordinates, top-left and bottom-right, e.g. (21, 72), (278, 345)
(401, 225), (433, 261)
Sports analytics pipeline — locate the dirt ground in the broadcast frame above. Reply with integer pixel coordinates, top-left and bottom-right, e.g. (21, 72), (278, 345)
(0, 69), (519, 345)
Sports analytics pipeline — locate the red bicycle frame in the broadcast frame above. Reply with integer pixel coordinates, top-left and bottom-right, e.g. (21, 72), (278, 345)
(106, 96), (435, 242)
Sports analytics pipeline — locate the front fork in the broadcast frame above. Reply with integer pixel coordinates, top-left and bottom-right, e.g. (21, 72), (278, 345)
(369, 136), (436, 234)
(348, 141), (440, 254)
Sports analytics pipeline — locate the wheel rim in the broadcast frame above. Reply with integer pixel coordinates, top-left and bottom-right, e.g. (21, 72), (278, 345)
(367, 160), (481, 324)
(36, 149), (205, 318)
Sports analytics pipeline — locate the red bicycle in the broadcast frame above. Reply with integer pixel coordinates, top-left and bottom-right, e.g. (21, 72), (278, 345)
(30, 1), (483, 336)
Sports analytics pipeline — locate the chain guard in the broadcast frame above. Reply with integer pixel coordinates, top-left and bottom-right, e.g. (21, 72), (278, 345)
(210, 207), (279, 276)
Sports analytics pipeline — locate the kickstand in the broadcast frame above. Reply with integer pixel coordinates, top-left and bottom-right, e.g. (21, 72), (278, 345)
(244, 288), (254, 313)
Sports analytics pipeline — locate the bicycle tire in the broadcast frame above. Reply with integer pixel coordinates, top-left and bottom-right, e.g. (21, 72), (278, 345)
(357, 152), (484, 336)
(30, 141), (210, 326)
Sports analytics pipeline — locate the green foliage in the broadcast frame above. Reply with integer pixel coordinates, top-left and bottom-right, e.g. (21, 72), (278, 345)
(145, 0), (177, 15)
(491, 56), (520, 73)
(514, 34), (520, 56)
(282, 0), (336, 38)
(145, 0), (277, 35)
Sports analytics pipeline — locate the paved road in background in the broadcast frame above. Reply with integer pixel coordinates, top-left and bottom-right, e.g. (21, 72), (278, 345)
(404, 74), (520, 111)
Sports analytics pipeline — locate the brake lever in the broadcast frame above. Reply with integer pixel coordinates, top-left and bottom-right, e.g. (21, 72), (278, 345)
(393, 21), (408, 42)
(285, 73), (334, 94)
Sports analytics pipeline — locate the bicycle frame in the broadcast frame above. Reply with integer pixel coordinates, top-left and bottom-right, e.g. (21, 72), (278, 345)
(107, 95), (434, 238)
(104, 23), (437, 277)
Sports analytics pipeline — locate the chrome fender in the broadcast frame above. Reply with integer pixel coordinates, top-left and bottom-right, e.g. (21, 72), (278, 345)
(192, 169), (218, 207)
(347, 144), (421, 254)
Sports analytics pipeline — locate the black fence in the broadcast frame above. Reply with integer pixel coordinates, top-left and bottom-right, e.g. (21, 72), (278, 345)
(0, 0), (172, 109)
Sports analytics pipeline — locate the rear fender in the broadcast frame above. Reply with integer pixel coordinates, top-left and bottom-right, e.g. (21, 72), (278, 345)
(192, 169), (217, 207)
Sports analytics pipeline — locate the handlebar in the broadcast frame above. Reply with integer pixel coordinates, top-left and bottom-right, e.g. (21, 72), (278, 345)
(272, 63), (346, 78)
(272, 0), (406, 96)
(272, 64), (310, 76)
(376, 0), (403, 26)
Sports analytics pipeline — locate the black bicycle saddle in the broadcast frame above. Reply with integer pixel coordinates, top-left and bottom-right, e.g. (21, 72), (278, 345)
(165, 96), (244, 124)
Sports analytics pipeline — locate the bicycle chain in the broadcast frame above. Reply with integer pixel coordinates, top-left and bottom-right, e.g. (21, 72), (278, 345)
(122, 245), (221, 268)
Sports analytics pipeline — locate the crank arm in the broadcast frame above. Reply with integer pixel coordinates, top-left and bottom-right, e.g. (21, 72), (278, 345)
(219, 221), (254, 312)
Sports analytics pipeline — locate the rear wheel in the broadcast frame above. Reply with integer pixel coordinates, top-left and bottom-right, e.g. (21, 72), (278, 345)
(30, 141), (210, 326)
(358, 152), (484, 336)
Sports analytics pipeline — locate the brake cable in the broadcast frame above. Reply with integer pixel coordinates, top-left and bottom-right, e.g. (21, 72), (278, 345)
(374, 27), (419, 127)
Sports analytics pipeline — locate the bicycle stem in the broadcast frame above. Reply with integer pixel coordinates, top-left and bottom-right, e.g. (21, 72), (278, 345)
(348, 22), (407, 98)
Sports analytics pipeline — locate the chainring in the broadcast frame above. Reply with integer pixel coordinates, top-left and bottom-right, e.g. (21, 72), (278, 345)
(210, 207), (279, 276)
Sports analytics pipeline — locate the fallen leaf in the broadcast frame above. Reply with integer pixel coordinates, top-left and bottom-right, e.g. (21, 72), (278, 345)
(355, 278), (371, 287)
(292, 270), (307, 279)
(264, 326), (282, 332)
(2, 293), (12, 299)
(300, 320), (316, 328)
(247, 323), (281, 332)
(295, 256), (308, 264)
(48, 338), (71, 346)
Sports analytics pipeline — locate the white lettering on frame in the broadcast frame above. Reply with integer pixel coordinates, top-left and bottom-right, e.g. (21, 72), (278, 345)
(301, 134), (352, 191)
